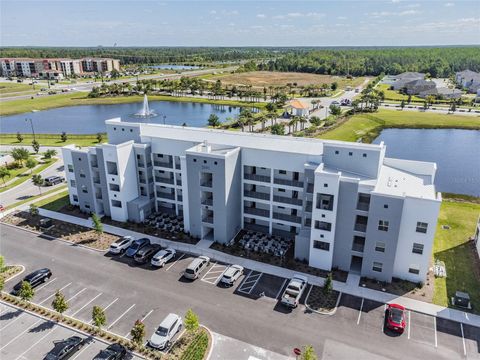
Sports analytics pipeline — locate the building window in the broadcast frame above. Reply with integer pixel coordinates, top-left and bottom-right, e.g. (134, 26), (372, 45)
(204, 160), (207, 164)
(372, 262), (383, 272)
(315, 221), (332, 231)
(316, 193), (334, 210)
(378, 220), (389, 232)
(416, 222), (428, 234)
(375, 242), (386, 253)
(68, 164), (74, 173)
(193, 159), (197, 162)
(384, 204), (388, 209)
(81, 185), (88, 194)
(335, 150), (339, 155)
(408, 266), (420, 275)
(363, 153), (367, 158)
(324, 183), (328, 188)
(84, 204), (90, 209)
(349, 152), (353, 156)
(70, 180), (76, 188)
(111, 200), (122, 208)
(214, 161), (218, 165)
(278, 188), (285, 192)
(412, 243), (424, 254)
(130, 129), (133, 132)
(72, 195), (78, 202)
(137, 154), (140, 159)
(279, 170), (287, 174)
(313, 240), (330, 251)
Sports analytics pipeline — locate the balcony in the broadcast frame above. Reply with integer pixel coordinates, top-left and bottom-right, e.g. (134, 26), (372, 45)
(244, 190), (270, 201)
(356, 202), (370, 211)
(273, 212), (301, 224)
(155, 176), (174, 185)
(177, 195), (183, 202)
(244, 207), (270, 218)
(93, 177), (100, 184)
(273, 178), (304, 188)
(200, 180), (212, 187)
(201, 198), (213, 206)
(352, 243), (365, 252)
(91, 161), (98, 168)
(139, 177), (146, 184)
(175, 163), (181, 170)
(154, 160), (173, 169)
(157, 192), (175, 200)
(306, 183), (314, 193)
(273, 195), (302, 206)
(202, 216), (214, 224)
(176, 179), (182, 186)
(137, 161), (145, 168)
(305, 201), (313, 213)
(244, 173), (271, 183)
(354, 223), (367, 232)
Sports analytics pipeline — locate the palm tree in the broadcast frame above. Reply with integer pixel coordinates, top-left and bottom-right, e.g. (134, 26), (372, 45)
(299, 116), (308, 130)
(0, 167), (11, 186)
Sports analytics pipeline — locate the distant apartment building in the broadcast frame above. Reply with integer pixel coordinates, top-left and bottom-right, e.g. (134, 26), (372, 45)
(62, 118), (442, 283)
(0, 57), (120, 78)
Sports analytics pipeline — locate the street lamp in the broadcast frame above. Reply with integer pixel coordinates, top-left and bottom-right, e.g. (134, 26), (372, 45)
(25, 118), (36, 141)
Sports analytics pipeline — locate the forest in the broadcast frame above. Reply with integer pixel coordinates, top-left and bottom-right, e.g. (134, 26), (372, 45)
(1, 46), (479, 77)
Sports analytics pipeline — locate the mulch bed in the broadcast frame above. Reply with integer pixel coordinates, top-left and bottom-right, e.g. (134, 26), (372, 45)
(0, 265), (23, 282)
(1, 211), (120, 250)
(307, 286), (340, 312)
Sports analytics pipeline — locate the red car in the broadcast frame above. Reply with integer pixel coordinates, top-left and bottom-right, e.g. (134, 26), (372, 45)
(386, 304), (406, 333)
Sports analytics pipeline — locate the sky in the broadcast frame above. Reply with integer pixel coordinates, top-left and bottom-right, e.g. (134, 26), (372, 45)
(1, 0), (479, 47)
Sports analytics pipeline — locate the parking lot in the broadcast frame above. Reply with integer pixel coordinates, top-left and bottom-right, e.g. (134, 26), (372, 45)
(2, 224), (480, 360)
(0, 302), (141, 360)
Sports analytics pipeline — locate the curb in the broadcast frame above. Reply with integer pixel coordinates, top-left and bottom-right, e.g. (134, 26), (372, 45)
(0, 221), (107, 253)
(202, 325), (215, 360)
(304, 285), (342, 316)
(0, 297), (147, 359)
(3, 265), (25, 283)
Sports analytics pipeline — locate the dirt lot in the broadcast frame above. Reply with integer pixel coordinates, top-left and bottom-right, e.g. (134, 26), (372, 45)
(206, 71), (366, 89)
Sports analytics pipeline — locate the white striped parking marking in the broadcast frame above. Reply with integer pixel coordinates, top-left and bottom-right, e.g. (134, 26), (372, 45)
(14, 324), (57, 360)
(434, 317), (438, 348)
(460, 323), (466, 356)
(35, 277), (57, 293)
(70, 292), (102, 317)
(71, 340), (95, 360)
(166, 253), (185, 271)
(107, 304), (136, 330)
(357, 298), (364, 325)
(0, 318), (42, 350)
(238, 271), (262, 294)
(201, 263), (227, 285)
(124, 309), (154, 337)
(88, 297), (118, 324)
(39, 282), (72, 305)
(65, 287), (87, 303)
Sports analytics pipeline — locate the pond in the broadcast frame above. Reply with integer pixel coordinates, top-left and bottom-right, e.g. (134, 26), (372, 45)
(148, 64), (200, 70)
(374, 129), (480, 197)
(0, 100), (243, 134)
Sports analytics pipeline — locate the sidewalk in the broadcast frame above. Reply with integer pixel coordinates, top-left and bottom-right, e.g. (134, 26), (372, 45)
(32, 208), (480, 329)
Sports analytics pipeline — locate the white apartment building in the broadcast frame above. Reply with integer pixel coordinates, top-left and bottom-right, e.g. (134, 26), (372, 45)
(62, 118), (442, 283)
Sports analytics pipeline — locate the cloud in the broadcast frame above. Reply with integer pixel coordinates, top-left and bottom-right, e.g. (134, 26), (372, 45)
(445, 2), (455, 6)
(209, 10), (216, 15)
(256, 14), (266, 18)
(283, 12), (325, 18)
(404, 3), (421, 8)
(337, 16), (348, 20)
(399, 9), (420, 16)
(368, 9), (421, 18)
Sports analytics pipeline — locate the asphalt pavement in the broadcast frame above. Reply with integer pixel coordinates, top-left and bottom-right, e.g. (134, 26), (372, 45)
(2, 224), (479, 360)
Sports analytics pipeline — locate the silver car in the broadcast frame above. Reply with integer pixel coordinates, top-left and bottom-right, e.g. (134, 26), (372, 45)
(183, 256), (210, 280)
(151, 248), (176, 267)
(149, 313), (182, 350)
(108, 236), (135, 254)
(220, 265), (244, 286)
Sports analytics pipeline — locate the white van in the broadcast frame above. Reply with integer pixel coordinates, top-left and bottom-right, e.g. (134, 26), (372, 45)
(183, 256), (210, 280)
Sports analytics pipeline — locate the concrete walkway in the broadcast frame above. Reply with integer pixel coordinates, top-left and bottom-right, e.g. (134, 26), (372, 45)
(24, 208), (480, 329)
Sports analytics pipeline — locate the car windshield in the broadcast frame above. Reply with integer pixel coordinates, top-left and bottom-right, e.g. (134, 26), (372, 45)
(223, 274), (232, 279)
(390, 308), (404, 323)
(155, 326), (169, 336)
(131, 243), (140, 250)
(185, 268), (195, 274)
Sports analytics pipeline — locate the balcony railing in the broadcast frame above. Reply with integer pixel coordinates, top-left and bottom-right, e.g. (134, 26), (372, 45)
(273, 212), (302, 224)
(244, 173), (271, 183)
(155, 176), (174, 185)
(139, 177), (146, 184)
(91, 162), (98, 168)
(305, 202), (313, 212)
(354, 223), (367, 232)
(273, 178), (304, 188)
(356, 202), (370, 211)
(200, 180), (212, 187)
(244, 190), (270, 201)
(157, 192), (175, 200)
(154, 161), (173, 168)
(273, 195), (302, 206)
(176, 179), (182, 186)
(202, 216), (214, 224)
(137, 162), (145, 168)
(93, 177), (100, 184)
(175, 164), (181, 170)
(352, 243), (365, 252)
(306, 183), (314, 193)
(201, 198), (213, 206)
(244, 207), (270, 218)
(177, 195), (183, 202)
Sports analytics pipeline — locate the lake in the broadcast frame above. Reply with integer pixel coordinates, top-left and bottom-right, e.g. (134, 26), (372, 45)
(148, 64), (200, 70)
(0, 100), (243, 134)
(374, 129), (480, 197)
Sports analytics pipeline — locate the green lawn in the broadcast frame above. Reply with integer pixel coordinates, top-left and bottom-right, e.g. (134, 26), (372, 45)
(377, 84), (424, 102)
(0, 134), (102, 147)
(0, 93), (265, 117)
(0, 158), (58, 194)
(433, 200), (480, 313)
(0, 82), (34, 95)
(317, 109), (480, 143)
(6, 187), (68, 210)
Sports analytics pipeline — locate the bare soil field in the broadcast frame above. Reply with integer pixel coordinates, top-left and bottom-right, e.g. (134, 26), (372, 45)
(206, 71), (366, 89)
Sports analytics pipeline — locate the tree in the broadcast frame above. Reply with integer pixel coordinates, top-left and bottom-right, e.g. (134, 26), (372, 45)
(25, 157), (37, 174)
(310, 116), (321, 127)
(400, 100), (406, 110)
(331, 82), (338, 91)
(91, 213), (103, 234)
(130, 320), (146, 346)
(0, 255), (5, 272)
(300, 345), (318, 360)
(16, 132), (24, 143)
(92, 305), (107, 331)
(52, 290), (69, 319)
(270, 123), (285, 135)
(10, 147), (30, 166)
(43, 149), (57, 159)
(323, 273), (333, 295)
(184, 309), (199, 333)
(29, 204), (39, 217)
(450, 101), (457, 113)
(0, 167), (11, 185)
(207, 113), (221, 127)
(18, 280), (34, 302)
(96, 133), (104, 143)
(329, 104), (342, 116)
(32, 140), (40, 154)
(32, 174), (44, 194)
(61, 132), (68, 142)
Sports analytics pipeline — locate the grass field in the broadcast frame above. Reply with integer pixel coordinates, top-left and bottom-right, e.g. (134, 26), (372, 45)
(317, 109), (480, 142)
(6, 187), (68, 211)
(204, 71), (367, 89)
(0, 158), (58, 194)
(0, 92), (265, 117)
(377, 84), (424, 102)
(0, 82), (35, 95)
(0, 133), (102, 147)
(433, 200), (480, 312)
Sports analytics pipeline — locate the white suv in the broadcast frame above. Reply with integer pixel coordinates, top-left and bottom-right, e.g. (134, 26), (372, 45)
(220, 265), (244, 286)
(109, 236), (135, 254)
(149, 313), (182, 350)
(151, 248), (176, 267)
(183, 256), (210, 280)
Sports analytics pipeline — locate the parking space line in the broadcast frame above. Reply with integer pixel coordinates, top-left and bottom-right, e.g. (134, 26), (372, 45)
(166, 253), (185, 271)
(88, 297), (118, 324)
(39, 282), (72, 304)
(70, 292), (102, 317)
(460, 322), (466, 356)
(201, 263), (227, 285)
(407, 311), (411, 339)
(14, 325), (57, 360)
(124, 309), (154, 337)
(66, 287), (87, 303)
(0, 318), (42, 350)
(434, 317), (437, 348)
(71, 341), (94, 360)
(35, 277), (57, 292)
(357, 298), (364, 325)
(238, 271), (262, 294)
(275, 279), (288, 300)
(107, 304), (136, 330)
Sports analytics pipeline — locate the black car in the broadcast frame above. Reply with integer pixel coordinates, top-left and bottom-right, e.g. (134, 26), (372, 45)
(134, 244), (162, 264)
(125, 238), (150, 258)
(44, 336), (83, 360)
(12, 268), (52, 295)
(93, 343), (127, 360)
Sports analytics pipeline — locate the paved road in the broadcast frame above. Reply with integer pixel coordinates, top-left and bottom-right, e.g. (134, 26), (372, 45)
(2, 225), (478, 360)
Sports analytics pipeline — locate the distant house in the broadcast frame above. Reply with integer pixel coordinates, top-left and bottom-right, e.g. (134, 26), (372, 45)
(398, 79), (436, 95)
(285, 99), (309, 117)
(419, 87), (463, 99)
(391, 72), (426, 91)
(455, 70), (480, 93)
